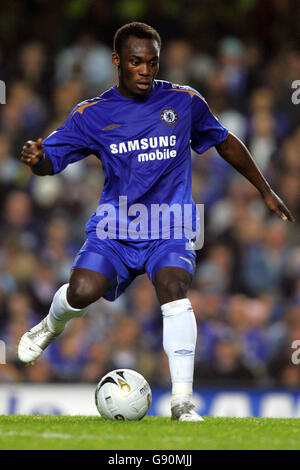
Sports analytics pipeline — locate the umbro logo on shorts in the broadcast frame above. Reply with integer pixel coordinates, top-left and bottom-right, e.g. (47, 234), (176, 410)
(179, 256), (193, 266)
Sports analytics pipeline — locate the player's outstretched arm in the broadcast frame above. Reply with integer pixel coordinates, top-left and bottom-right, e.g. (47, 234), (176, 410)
(21, 138), (53, 175)
(215, 132), (295, 222)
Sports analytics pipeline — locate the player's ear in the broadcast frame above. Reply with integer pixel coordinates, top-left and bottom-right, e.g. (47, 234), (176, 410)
(112, 52), (120, 67)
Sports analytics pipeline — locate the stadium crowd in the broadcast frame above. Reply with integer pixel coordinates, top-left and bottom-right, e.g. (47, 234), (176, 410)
(0, 0), (300, 389)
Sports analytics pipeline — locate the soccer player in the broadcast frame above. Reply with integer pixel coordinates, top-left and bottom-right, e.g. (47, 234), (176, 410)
(17, 22), (294, 421)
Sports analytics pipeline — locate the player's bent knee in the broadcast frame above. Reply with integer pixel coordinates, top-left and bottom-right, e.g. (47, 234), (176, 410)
(154, 267), (193, 305)
(68, 273), (106, 309)
(157, 278), (189, 303)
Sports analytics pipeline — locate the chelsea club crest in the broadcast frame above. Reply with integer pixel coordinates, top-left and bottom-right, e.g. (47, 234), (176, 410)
(160, 107), (178, 126)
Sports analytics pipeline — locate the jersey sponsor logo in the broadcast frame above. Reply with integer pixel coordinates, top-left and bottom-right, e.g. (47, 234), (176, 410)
(160, 107), (178, 126)
(137, 148), (177, 162)
(109, 135), (178, 163)
(110, 135), (176, 154)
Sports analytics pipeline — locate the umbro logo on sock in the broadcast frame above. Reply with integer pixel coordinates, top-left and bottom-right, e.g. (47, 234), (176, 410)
(174, 349), (193, 355)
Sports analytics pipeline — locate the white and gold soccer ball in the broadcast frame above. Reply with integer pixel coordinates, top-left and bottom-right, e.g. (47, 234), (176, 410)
(95, 369), (152, 420)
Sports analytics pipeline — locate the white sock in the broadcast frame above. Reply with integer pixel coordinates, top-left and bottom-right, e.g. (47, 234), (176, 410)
(161, 298), (197, 405)
(46, 284), (88, 333)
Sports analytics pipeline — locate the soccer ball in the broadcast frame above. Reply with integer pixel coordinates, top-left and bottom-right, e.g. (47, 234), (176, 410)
(95, 369), (152, 420)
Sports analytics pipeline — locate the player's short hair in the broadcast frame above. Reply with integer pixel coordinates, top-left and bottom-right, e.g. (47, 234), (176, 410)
(113, 22), (161, 55)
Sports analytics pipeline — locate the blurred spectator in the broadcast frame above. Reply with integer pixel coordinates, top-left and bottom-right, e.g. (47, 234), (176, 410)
(241, 218), (289, 296)
(218, 37), (247, 100)
(196, 244), (233, 294)
(80, 342), (111, 383)
(1, 190), (42, 251)
(109, 316), (142, 370)
(0, 134), (20, 188)
(162, 39), (193, 84)
(55, 32), (115, 96)
(195, 335), (256, 387)
(16, 42), (53, 100)
(47, 317), (90, 382)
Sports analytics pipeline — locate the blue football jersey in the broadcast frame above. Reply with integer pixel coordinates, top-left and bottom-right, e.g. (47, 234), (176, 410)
(43, 80), (228, 241)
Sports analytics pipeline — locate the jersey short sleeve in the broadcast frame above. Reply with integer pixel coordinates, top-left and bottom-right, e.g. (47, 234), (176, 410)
(42, 106), (91, 174)
(190, 91), (228, 154)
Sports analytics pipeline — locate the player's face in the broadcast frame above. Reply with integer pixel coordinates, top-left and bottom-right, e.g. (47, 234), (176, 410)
(112, 37), (160, 98)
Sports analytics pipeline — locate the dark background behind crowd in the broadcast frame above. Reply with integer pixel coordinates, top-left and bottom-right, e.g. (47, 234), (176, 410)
(0, 0), (300, 389)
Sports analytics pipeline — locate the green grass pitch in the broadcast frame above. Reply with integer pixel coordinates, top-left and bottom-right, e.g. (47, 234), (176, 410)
(0, 415), (300, 450)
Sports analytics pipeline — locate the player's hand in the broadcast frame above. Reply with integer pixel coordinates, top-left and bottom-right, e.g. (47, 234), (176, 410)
(262, 188), (295, 222)
(21, 138), (44, 167)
